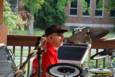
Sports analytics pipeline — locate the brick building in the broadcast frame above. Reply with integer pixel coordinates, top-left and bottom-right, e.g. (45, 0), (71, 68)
(64, 0), (115, 28)
(3, 0), (115, 29)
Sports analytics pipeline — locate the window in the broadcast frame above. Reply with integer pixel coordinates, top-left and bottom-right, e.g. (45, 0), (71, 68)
(70, 0), (78, 15)
(110, 10), (115, 17)
(95, 0), (104, 17)
(7, 0), (18, 12)
(109, 0), (115, 17)
(82, 0), (91, 16)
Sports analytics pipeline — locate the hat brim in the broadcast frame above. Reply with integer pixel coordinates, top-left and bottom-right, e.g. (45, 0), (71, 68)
(44, 30), (68, 36)
(56, 29), (68, 33)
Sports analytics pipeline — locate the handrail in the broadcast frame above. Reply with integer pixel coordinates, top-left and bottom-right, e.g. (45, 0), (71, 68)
(7, 35), (40, 46)
(92, 39), (115, 48)
(7, 35), (115, 49)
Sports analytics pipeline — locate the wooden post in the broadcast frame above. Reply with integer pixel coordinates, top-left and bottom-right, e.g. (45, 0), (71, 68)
(0, 0), (8, 44)
(0, 0), (3, 24)
(0, 24), (8, 44)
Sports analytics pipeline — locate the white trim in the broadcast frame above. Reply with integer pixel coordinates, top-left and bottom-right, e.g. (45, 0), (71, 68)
(69, 15), (78, 17)
(65, 23), (114, 28)
(0, 43), (5, 47)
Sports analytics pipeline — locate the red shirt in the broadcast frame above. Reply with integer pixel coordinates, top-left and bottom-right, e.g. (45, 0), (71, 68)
(32, 43), (58, 77)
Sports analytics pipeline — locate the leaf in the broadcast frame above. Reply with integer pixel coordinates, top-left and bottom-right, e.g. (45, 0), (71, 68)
(4, 0), (25, 32)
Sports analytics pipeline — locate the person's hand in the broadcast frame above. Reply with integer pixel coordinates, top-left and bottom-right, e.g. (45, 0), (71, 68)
(14, 69), (25, 77)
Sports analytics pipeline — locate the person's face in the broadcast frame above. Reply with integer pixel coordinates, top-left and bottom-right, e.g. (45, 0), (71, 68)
(47, 33), (64, 47)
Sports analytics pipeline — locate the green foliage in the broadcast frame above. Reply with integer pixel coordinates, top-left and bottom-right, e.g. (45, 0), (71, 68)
(34, 0), (70, 29)
(56, 0), (69, 11)
(109, 0), (115, 10)
(81, 0), (91, 15)
(22, 0), (44, 15)
(4, 1), (25, 32)
(96, 0), (103, 10)
(82, 0), (88, 9)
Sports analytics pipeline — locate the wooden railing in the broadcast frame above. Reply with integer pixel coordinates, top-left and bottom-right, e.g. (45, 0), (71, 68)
(7, 35), (40, 77)
(7, 35), (115, 77)
(92, 39), (115, 48)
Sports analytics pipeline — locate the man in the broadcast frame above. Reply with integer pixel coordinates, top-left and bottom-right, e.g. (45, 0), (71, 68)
(31, 24), (68, 77)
